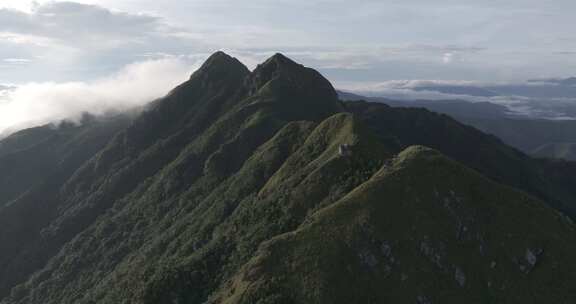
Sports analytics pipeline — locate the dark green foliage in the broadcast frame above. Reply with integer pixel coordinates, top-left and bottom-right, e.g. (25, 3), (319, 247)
(0, 52), (576, 304)
(216, 146), (576, 303)
(346, 101), (576, 218)
(0, 115), (130, 296)
(462, 117), (576, 160)
(0, 116), (130, 207)
(339, 90), (576, 162)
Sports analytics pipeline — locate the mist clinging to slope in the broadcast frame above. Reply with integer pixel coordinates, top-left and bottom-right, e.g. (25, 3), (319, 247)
(0, 57), (197, 137)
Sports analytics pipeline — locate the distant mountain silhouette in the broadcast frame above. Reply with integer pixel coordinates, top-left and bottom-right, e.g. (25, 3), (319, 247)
(530, 77), (576, 87)
(339, 90), (576, 161)
(533, 142), (576, 161)
(339, 90), (511, 118)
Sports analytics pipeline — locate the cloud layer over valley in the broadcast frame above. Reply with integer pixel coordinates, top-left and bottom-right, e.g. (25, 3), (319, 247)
(340, 80), (576, 120)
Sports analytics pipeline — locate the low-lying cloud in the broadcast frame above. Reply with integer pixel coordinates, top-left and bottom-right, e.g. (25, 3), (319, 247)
(339, 79), (576, 120)
(0, 57), (197, 136)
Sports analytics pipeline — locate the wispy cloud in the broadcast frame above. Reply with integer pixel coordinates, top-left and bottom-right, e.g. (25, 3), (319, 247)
(0, 2), (208, 82)
(442, 52), (454, 64)
(2, 58), (31, 64)
(0, 57), (198, 136)
(0, 2), (164, 45)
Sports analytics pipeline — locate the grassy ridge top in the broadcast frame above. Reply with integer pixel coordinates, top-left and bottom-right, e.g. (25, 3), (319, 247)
(217, 146), (576, 303)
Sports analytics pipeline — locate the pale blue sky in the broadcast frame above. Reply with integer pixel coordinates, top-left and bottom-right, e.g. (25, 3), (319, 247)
(0, 0), (575, 86)
(0, 0), (576, 134)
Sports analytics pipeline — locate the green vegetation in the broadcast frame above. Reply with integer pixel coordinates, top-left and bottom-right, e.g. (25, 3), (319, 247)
(216, 146), (576, 303)
(0, 52), (576, 304)
(346, 101), (576, 218)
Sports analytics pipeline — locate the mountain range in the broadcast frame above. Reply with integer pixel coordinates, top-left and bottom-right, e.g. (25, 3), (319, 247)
(0, 52), (576, 303)
(339, 91), (576, 161)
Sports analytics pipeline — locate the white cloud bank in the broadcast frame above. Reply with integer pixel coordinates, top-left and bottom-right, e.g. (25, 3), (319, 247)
(0, 57), (196, 136)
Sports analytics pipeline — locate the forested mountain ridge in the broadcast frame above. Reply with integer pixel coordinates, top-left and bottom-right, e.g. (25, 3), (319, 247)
(338, 90), (576, 162)
(0, 52), (575, 303)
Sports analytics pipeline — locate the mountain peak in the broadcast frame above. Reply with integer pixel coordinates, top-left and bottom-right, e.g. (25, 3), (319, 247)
(190, 51), (249, 82)
(248, 53), (337, 97)
(262, 52), (300, 67)
(202, 51), (238, 67)
(245, 53), (344, 121)
(253, 53), (304, 78)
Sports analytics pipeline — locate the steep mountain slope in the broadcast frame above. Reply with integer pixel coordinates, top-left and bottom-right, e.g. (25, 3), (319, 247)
(1, 52), (576, 304)
(0, 115), (130, 296)
(339, 90), (576, 161)
(0, 116), (130, 207)
(462, 117), (576, 160)
(0, 52), (351, 303)
(346, 101), (576, 218)
(216, 146), (576, 303)
(0, 51), (250, 299)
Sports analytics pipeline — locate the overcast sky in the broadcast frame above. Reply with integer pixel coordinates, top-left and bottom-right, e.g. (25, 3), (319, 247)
(1, 0), (576, 135)
(0, 0), (575, 86)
